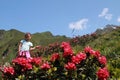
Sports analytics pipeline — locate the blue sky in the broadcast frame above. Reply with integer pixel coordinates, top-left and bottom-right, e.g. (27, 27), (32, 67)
(0, 0), (120, 37)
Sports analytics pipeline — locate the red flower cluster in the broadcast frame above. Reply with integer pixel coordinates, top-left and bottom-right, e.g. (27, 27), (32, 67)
(84, 46), (100, 58)
(64, 62), (76, 70)
(31, 57), (42, 66)
(84, 46), (92, 53)
(98, 56), (107, 65)
(71, 52), (86, 64)
(50, 53), (60, 62)
(89, 50), (101, 58)
(3, 67), (14, 75)
(97, 67), (109, 80)
(84, 46), (107, 65)
(12, 57), (32, 71)
(61, 42), (73, 57)
(40, 62), (51, 70)
(84, 46), (109, 79)
(61, 42), (70, 48)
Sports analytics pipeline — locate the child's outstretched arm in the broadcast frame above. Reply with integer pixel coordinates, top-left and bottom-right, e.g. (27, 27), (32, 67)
(30, 45), (41, 51)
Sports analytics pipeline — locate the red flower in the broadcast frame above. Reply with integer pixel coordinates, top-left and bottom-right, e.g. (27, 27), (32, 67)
(71, 56), (80, 64)
(61, 42), (70, 48)
(90, 50), (101, 58)
(84, 46), (101, 58)
(3, 67), (14, 75)
(12, 57), (28, 66)
(61, 42), (74, 57)
(76, 52), (86, 61)
(40, 62), (51, 70)
(64, 62), (76, 70)
(50, 53), (60, 62)
(31, 57), (42, 66)
(63, 47), (73, 57)
(12, 57), (33, 70)
(89, 50), (95, 55)
(97, 67), (109, 80)
(72, 53), (86, 64)
(24, 63), (32, 70)
(94, 50), (101, 58)
(98, 56), (107, 65)
(27, 57), (33, 63)
(84, 46), (92, 53)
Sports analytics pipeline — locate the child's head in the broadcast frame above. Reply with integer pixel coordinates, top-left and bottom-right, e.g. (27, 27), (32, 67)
(25, 32), (32, 41)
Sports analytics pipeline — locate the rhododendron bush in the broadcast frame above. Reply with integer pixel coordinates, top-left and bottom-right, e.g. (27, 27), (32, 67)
(0, 42), (109, 80)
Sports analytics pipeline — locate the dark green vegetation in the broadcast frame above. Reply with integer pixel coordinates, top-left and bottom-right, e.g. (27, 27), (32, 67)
(0, 24), (120, 79)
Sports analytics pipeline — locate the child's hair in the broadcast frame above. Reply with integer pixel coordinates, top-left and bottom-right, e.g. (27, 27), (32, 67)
(25, 32), (31, 38)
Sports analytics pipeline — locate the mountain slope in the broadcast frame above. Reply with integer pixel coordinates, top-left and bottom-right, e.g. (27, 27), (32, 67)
(0, 29), (70, 63)
(87, 25), (120, 57)
(69, 25), (120, 59)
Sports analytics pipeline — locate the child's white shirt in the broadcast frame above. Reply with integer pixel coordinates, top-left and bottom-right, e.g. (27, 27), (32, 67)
(20, 39), (33, 51)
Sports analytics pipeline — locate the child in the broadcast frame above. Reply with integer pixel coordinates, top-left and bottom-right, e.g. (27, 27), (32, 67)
(18, 32), (40, 58)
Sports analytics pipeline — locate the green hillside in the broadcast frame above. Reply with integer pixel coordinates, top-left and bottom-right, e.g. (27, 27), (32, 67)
(69, 25), (120, 79)
(70, 25), (120, 56)
(0, 29), (70, 64)
(86, 25), (120, 59)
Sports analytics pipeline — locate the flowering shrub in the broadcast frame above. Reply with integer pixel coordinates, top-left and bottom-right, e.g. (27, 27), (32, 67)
(0, 42), (109, 80)
(70, 33), (98, 46)
(37, 42), (61, 56)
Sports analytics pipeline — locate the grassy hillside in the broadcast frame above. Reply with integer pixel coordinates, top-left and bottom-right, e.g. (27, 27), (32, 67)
(70, 25), (120, 56)
(32, 31), (70, 46)
(87, 26), (120, 58)
(0, 29), (70, 64)
(70, 25), (120, 78)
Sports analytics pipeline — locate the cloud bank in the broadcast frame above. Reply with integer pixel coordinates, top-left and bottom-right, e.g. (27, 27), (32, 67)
(69, 19), (88, 31)
(98, 8), (112, 21)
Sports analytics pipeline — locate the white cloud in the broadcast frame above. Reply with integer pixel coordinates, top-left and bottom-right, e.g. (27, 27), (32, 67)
(69, 19), (88, 30)
(117, 17), (120, 22)
(99, 8), (108, 17)
(104, 14), (112, 21)
(98, 8), (112, 21)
